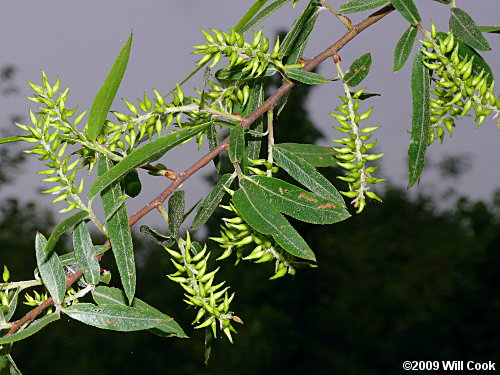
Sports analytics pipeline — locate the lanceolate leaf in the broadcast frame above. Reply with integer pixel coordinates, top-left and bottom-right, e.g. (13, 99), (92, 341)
(58, 246), (109, 268)
(73, 221), (100, 285)
(92, 286), (186, 337)
(0, 313), (60, 344)
(394, 26), (418, 71)
(275, 143), (339, 167)
(249, 176), (350, 224)
(431, 0), (451, 3)
(344, 53), (372, 87)
(244, 79), (265, 160)
(280, 1), (321, 64)
(168, 190), (185, 239)
(192, 173), (236, 230)
(234, 180), (315, 260)
(408, 50), (430, 188)
(64, 303), (185, 335)
(44, 211), (89, 254)
(339, 0), (389, 14)
(449, 8), (491, 51)
(273, 146), (345, 205)
(207, 124), (220, 172)
(238, 0), (291, 35)
(88, 124), (208, 201)
(285, 69), (329, 85)
(234, 0), (271, 33)
(139, 225), (176, 248)
(478, 26), (500, 34)
(35, 233), (66, 305)
(436, 32), (494, 83)
(390, 0), (421, 25)
(98, 157), (135, 304)
(5, 288), (20, 322)
(229, 124), (245, 164)
(87, 33), (133, 141)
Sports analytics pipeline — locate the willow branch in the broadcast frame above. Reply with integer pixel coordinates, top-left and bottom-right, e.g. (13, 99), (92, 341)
(6, 4), (394, 336)
(129, 3), (395, 226)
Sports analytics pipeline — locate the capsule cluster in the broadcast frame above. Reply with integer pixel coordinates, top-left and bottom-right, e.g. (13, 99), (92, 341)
(105, 87), (184, 153)
(194, 80), (251, 118)
(193, 28), (284, 76)
(210, 203), (298, 280)
(165, 233), (240, 342)
(246, 158), (279, 177)
(330, 88), (385, 213)
(20, 73), (87, 213)
(0, 266), (12, 315)
(421, 24), (499, 144)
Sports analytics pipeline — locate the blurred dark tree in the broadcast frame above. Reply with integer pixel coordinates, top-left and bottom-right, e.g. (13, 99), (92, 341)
(3, 81), (499, 375)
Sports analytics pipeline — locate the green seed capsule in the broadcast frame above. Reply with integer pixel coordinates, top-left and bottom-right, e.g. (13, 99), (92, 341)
(444, 32), (454, 53)
(430, 20), (437, 39)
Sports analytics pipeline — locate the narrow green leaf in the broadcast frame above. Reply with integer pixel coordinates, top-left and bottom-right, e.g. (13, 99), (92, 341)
(408, 50), (431, 188)
(191, 173), (236, 230)
(183, 197), (202, 223)
(58, 245), (109, 268)
(238, 0), (291, 35)
(450, 8), (491, 51)
(280, 1), (321, 64)
(5, 288), (19, 322)
(432, 0), (451, 3)
(394, 26), (418, 71)
(87, 33), (133, 141)
(478, 26), (500, 34)
(234, 0), (271, 33)
(436, 32), (494, 84)
(273, 146), (345, 205)
(0, 136), (23, 144)
(168, 190), (185, 239)
(88, 124), (207, 201)
(103, 195), (128, 222)
(339, 0), (389, 14)
(207, 124), (220, 172)
(139, 225), (175, 248)
(122, 169), (141, 198)
(391, 0), (421, 24)
(344, 53), (372, 87)
(72, 221), (100, 285)
(249, 176), (350, 224)
(234, 180), (315, 260)
(0, 313), (60, 344)
(275, 143), (339, 167)
(285, 69), (329, 85)
(98, 157), (135, 304)
(64, 303), (185, 336)
(229, 124), (245, 164)
(92, 286), (186, 338)
(35, 233), (66, 304)
(44, 211), (89, 254)
(243, 80), (265, 160)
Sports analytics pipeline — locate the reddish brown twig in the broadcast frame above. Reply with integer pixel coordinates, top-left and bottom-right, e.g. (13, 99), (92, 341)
(5, 4), (394, 336)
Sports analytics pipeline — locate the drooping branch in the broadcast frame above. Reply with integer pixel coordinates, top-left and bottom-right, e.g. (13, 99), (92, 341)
(6, 4), (394, 336)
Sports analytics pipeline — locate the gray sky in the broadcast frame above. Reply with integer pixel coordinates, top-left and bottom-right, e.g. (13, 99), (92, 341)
(0, 1), (499, 227)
